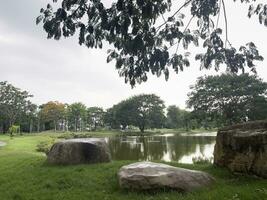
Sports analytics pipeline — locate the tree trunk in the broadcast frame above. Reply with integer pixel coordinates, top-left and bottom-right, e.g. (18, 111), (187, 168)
(82, 120), (84, 132)
(37, 119), (40, 133)
(61, 120), (64, 131)
(66, 120), (69, 132)
(139, 125), (145, 133)
(30, 119), (33, 133)
(94, 122), (97, 131)
(2, 123), (7, 134)
(54, 120), (57, 132)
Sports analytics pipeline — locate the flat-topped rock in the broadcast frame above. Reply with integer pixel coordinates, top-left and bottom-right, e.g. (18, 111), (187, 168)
(214, 120), (267, 178)
(118, 161), (215, 192)
(47, 138), (111, 165)
(219, 120), (267, 131)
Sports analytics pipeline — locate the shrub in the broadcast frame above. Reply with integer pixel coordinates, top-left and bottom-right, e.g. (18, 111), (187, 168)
(8, 125), (20, 136)
(192, 156), (213, 164)
(36, 139), (55, 155)
(57, 132), (92, 139)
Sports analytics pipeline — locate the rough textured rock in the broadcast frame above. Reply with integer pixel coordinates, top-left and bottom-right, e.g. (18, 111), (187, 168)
(214, 120), (267, 178)
(118, 161), (214, 192)
(47, 138), (111, 165)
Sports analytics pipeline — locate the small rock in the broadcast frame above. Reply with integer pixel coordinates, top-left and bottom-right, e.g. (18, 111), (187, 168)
(47, 138), (111, 165)
(118, 161), (214, 192)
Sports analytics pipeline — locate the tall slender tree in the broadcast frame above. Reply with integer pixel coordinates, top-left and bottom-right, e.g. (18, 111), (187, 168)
(67, 102), (87, 131)
(87, 107), (105, 131)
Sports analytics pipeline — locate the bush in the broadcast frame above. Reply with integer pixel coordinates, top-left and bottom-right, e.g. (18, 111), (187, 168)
(8, 125), (20, 136)
(36, 139), (55, 155)
(192, 156), (213, 164)
(57, 132), (92, 139)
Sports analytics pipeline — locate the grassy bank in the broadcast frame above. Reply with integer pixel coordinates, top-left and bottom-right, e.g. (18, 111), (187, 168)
(0, 134), (266, 200)
(24, 128), (218, 138)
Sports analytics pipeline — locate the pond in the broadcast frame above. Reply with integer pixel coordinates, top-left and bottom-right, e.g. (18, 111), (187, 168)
(107, 132), (217, 164)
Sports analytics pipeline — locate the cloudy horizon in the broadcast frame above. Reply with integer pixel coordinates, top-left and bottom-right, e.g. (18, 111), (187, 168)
(1, 0), (267, 109)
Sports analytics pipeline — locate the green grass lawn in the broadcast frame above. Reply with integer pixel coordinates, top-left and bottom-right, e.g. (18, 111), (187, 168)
(0, 134), (266, 200)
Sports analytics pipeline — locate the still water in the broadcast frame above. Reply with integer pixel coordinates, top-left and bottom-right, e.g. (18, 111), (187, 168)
(107, 133), (217, 164)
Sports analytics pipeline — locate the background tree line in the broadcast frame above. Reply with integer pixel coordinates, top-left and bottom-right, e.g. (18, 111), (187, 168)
(1, 73), (267, 134)
(0, 82), (106, 133)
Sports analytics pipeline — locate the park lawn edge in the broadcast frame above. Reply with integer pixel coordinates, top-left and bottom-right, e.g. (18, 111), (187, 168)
(0, 133), (266, 200)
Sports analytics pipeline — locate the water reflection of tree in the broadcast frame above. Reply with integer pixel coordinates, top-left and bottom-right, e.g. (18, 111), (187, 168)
(107, 135), (215, 162)
(143, 136), (167, 161)
(166, 136), (214, 161)
(108, 136), (144, 160)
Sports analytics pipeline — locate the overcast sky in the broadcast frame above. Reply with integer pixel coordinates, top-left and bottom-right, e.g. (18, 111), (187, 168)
(0, 0), (267, 109)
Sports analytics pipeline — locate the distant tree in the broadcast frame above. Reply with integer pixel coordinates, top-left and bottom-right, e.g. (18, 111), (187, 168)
(166, 105), (179, 129)
(39, 101), (66, 131)
(166, 105), (186, 129)
(166, 106), (200, 130)
(133, 94), (165, 132)
(247, 96), (267, 121)
(189, 110), (216, 130)
(67, 102), (87, 131)
(103, 107), (117, 129)
(19, 103), (38, 133)
(104, 102), (133, 129)
(109, 94), (165, 132)
(0, 81), (34, 133)
(87, 107), (105, 131)
(37, 0), (265, 86)
(187, 73), (267, 126)
(182, 110), (193, 130)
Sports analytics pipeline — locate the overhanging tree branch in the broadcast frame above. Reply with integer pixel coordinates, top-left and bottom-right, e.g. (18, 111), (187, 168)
(36, 0), (265, 87)
(222, 0), (231, 47)
(156, 0), (193, 32)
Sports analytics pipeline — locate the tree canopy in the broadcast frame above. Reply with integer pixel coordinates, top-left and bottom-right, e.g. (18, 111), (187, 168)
(0, 81), (35, 133)
(187, 73), (267, 125)
(106, 94), (166, 132)
(39, 101), (66, 131)
(37, 0), (265, 86)
(67, 102), (87, 131)
(87, 107), (105, 131)
(166, 105), (190, 129)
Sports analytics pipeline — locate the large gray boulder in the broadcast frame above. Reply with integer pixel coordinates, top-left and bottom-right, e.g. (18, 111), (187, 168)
(118, 161), (214, 192)
(47, 138), (111, 165)
(214, 120), (267, 178)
